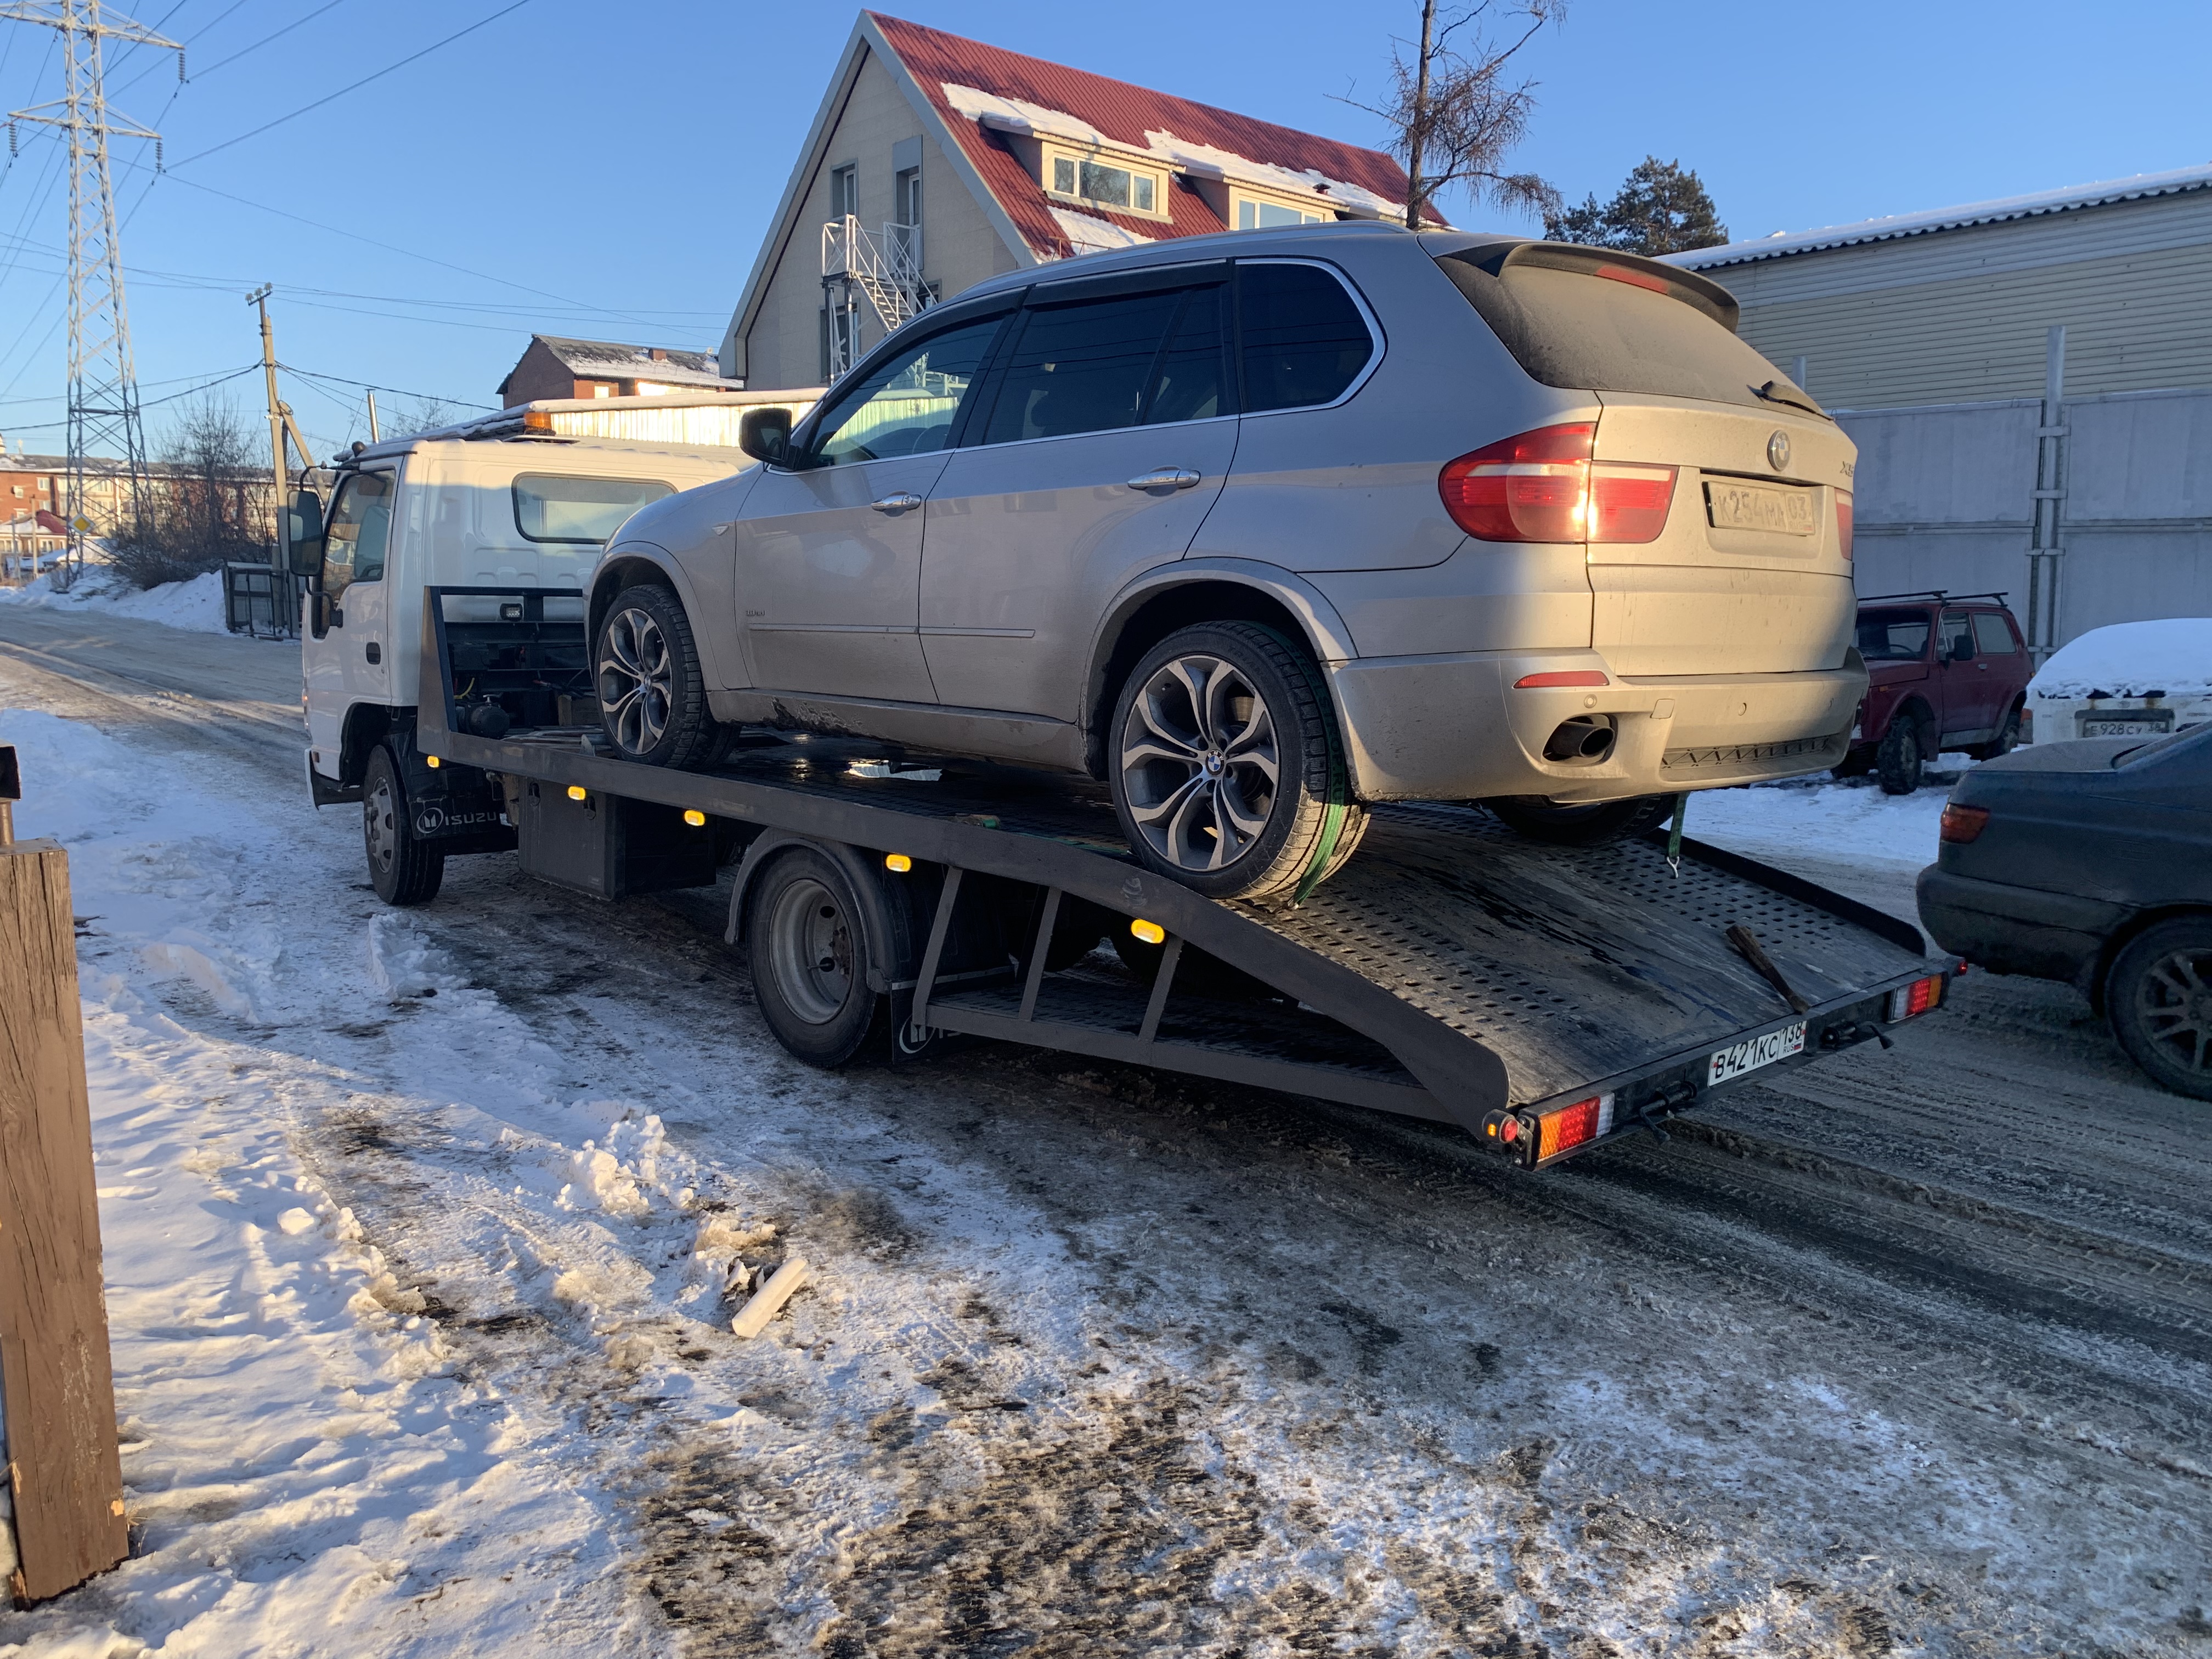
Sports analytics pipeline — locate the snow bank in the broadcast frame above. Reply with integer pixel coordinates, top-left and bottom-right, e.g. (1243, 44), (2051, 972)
(2029, 618), (2212, 699)
(0, 566), (230, 634)
(1676, 765), (1965, 875)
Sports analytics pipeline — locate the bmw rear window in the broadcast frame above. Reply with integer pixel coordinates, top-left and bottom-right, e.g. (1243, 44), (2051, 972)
(1435, 246), (1818, 415)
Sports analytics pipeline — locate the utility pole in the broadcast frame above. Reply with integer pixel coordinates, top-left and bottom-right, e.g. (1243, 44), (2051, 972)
(365, 389), (380, 442)
(246, 284), (317, 512)
(3, 2), (182, 591)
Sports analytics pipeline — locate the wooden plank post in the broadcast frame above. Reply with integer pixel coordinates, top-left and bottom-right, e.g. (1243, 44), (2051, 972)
(0, 744), (129, 1603)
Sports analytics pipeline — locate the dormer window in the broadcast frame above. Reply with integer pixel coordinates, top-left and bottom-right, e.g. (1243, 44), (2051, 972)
(1235, 194), (1328, 229)
(1041, 143), (1170, 221)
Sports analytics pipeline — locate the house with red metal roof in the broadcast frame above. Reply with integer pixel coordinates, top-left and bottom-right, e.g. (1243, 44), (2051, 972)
(719, 12), (1433, 390)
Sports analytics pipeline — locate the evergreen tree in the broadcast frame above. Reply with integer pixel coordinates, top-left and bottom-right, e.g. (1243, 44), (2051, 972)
(1543, 157), (1727, 254)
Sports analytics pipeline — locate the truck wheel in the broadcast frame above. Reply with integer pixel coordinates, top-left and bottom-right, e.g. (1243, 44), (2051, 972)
(595, 583), (724, 770)
(1110, 622), (1367, 905)
(1876, 718), (1924, 794)
(2106, 919), (2212, 1102)
(363, 746), (444, 906)
(746, 847), (889, 1067)
(1485, 794), (1673, 848)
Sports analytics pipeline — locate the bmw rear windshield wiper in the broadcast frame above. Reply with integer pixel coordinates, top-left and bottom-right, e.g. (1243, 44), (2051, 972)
(1751, 380), (1829, 420)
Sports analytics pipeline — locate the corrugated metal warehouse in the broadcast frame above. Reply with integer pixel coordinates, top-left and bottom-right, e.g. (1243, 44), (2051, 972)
(1666, 165), (2212, 656)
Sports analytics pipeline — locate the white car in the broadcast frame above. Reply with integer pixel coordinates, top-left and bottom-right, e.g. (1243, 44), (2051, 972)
(2027, 618), (2212, 744)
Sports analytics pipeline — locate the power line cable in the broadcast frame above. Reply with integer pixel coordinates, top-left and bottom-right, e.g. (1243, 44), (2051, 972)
(279, 360), (496, 409)
(168, 0), (532, 169)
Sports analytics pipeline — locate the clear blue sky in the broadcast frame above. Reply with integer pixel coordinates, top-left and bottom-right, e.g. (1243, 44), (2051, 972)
(0, 0), (2205, 460)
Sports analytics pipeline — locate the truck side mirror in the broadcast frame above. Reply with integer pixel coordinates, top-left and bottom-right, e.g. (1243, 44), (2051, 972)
(283, 488), (326, 576)
(738, 406), (793, 466)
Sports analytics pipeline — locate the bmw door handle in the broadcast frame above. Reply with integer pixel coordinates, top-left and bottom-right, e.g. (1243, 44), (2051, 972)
(1127, 467), (1201, 492)
(870, 492), (923, 514)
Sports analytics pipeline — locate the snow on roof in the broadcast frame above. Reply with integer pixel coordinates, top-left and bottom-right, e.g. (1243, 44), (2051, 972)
(1050, 207), (1154, 254)
(872, 13), (1427, 261)
(1662, 162), (2212, 272)
(2029, 618), (2212, 701)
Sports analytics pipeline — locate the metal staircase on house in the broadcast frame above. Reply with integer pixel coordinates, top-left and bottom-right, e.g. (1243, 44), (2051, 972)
(822, 215), (931, 379)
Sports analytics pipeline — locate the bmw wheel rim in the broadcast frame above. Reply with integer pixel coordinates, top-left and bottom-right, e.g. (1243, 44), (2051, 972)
(766, 877), (853, 1024)
(599, 606), (673, 755)
(2138, 945), (2212, 1077)
(1119, 653), (1279, 873)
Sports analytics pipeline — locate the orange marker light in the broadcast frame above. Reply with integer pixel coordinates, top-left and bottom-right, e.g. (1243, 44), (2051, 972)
(1130, 919), (1166, 946)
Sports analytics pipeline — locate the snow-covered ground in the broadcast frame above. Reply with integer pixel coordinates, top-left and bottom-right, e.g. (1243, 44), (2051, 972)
(1683, 758), (1972, 878)
(0, 570), (229, 635)
(1, 629), (2205, 1656)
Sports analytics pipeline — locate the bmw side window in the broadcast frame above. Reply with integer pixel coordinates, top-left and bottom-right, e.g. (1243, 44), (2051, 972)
(321, 470), (394, 603)
(1141, 286), (1227, 426)
(980, 289), (1186, 444)
(810, 317), (1004, 465)
(1973, 612), (2019, 654)
(1238, 263), (1375, 413)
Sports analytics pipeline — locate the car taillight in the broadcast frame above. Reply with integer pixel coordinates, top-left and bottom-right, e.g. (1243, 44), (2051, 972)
(1887, 975), (1945, 1020)
(1439, 424), (1676, 545)
(1836, 490), (1854, 560)
(1939, 803), (1989, 844)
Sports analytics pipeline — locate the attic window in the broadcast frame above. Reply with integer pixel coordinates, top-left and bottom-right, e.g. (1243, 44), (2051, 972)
(1043, 147), (1166, 219)
(1237, 196), (1327, 230)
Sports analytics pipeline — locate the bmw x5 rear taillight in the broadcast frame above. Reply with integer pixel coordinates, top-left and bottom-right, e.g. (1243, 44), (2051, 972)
(1438, 423), (1677, 545)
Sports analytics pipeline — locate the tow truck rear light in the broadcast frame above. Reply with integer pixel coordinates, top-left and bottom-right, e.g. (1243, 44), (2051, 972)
(1939, 803), (1989, 844)
(1836, 490), (1854, 560)
(1536, 1092), (1615, 1160)
(1888, 975), (1945, 1020)
(1438, 424), (1677, 545)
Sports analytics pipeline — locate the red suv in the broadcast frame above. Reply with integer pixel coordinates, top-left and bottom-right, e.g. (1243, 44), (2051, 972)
(1835, 592), (2031, 793)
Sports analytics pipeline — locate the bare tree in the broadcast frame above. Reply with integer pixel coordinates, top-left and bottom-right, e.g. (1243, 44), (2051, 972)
(386, 397), (461, 438)
(106, 397), (270, 589)
(1342, 0), (1565, 231)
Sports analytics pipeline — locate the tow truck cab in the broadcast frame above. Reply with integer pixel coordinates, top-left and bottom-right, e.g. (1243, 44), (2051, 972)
(288, 396), (815, 817)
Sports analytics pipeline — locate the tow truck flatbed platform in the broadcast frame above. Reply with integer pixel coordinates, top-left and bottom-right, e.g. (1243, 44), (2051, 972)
(407, 587), (1951, 1169)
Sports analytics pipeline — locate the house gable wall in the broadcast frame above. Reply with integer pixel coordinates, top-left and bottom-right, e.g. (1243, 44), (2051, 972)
(742, 46), (1022, 391)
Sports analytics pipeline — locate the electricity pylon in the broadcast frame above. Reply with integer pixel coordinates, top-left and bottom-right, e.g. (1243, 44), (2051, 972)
(4, 2), (182, 588)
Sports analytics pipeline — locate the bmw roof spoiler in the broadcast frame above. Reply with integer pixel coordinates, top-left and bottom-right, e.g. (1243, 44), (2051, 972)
(1424, 234), (1741, 332)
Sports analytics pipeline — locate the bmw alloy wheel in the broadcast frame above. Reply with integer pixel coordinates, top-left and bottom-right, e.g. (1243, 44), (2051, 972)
(598, 606), (674, 755)
(1118, 653), (1280, 873)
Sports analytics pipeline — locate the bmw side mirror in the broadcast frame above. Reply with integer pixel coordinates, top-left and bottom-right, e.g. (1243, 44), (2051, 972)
(739, 406), (793, 466)
(283, 488), (325, 576)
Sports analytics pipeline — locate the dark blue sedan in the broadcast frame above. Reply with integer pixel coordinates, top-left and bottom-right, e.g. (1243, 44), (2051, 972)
(1917, 723), (2212, 1099)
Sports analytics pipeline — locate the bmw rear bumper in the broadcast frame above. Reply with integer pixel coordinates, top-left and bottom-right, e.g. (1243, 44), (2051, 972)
(1325, 651), (1863, 803)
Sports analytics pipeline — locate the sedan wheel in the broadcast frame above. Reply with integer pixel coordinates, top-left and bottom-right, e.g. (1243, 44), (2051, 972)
(2109, 920), (2212, 1101)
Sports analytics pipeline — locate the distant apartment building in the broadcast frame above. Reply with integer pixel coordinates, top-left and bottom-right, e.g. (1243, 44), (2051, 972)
(1664, 165), (2212, 652)
(723, 12), (1431, 388)
(496, 336), (744, 407)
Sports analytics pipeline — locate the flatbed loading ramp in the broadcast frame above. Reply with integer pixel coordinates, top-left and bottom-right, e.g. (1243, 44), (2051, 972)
(408, 588), (1951, 1170)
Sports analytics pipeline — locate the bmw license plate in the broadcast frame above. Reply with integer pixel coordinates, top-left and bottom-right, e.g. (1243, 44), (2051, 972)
(1705, 479), (1817, 535)
(1707, 1020), (1808, 1086)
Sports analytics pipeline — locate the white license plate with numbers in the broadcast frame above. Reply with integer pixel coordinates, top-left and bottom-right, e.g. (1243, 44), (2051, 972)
(1705, 480), (1817, 535)
(1707, 1021), (1808, 1086)
(2079, 716), (2169, 738)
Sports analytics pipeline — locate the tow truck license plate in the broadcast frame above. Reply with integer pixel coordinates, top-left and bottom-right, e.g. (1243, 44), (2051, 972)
(1708, 1021), (1808, 1086)
(1705, 480), (1817, 535)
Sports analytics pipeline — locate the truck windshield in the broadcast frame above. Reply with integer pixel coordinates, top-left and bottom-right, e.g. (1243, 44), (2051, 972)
(1435, 250), (1817, 415)
(513, 474), (673, 544)
(1856, 609), (1933, 662)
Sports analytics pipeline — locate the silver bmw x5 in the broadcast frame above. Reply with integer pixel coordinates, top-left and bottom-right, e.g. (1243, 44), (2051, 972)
(589, 221), (1865, 902)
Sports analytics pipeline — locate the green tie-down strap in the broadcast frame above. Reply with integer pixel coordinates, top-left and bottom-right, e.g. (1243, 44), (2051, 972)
(1292, 795), (1350, 907)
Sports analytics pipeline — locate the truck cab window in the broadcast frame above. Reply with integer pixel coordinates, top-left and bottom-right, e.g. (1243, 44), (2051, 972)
(322, 471), (394, 602)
